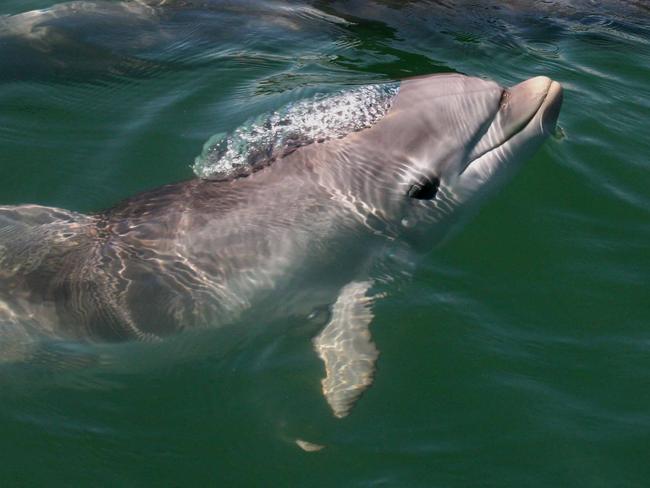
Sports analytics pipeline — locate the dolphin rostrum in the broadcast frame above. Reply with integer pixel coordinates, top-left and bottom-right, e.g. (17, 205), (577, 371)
(0, 74), (562, 418)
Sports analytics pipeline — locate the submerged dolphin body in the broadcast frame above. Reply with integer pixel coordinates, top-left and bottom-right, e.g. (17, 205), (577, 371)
(0, 0), (350, 82)
(2, 0), (647, 84)
(0, 74), (562, 417)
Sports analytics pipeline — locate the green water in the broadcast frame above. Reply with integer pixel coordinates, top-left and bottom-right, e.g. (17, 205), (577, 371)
(1, 1), (650, 486)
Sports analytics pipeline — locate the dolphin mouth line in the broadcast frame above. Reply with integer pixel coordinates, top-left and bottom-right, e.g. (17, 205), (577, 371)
(460, 79), (561, 176)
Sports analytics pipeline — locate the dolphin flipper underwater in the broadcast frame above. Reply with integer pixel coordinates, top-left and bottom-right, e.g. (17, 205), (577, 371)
(0, 74), (562, 418)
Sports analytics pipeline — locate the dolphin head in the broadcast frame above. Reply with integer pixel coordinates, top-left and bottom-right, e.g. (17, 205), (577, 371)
(352, 74), (563, 248)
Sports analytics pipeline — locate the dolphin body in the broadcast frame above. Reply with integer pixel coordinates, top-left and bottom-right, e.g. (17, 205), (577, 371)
(0, 74), (562, 417)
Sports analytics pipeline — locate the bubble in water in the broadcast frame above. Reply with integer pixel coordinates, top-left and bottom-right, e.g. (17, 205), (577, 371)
(193, 83), (400, 180)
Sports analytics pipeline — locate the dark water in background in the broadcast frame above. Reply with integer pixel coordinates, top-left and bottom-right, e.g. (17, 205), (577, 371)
(1, 1), (650, 485)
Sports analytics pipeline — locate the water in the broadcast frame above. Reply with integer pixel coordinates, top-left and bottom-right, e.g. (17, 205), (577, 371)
(1, 1), (649, 485)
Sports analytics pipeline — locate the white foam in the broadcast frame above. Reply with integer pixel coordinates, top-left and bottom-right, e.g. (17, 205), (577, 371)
(192, 83), (399, 180)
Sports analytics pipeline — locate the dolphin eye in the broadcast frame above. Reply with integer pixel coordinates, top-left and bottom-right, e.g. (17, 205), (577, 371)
(407, 175), (440, 200)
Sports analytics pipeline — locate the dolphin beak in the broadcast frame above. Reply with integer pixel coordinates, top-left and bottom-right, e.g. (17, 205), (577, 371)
(498, 76), (562, 138)
(539, 79), (563, 134)
(502, 76), (563, 136)
(463, 76), (563, 176)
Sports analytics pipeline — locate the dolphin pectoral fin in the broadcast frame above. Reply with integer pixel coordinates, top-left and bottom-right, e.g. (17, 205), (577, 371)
(313, 280), (380, 418)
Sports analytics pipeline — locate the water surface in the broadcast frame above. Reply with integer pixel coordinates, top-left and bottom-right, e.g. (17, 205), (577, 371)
(1, 1), (649, 486)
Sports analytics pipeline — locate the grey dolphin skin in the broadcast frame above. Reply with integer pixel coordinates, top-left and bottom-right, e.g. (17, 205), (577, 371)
(0, 74), (562, 418)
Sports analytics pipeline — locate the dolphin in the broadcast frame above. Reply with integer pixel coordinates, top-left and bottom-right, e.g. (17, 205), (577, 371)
(0, 73), (562, 417)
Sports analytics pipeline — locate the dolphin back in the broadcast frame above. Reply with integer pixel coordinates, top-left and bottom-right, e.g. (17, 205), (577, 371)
(0, 185), (225, 343)
(0, 205), (94, 340)
(0, 204), (151, 342)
